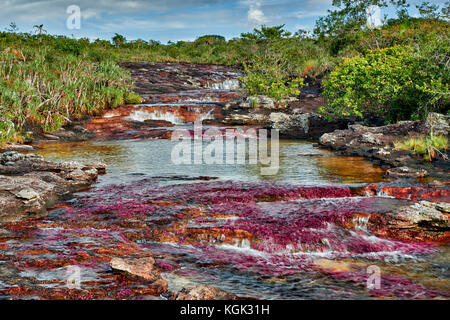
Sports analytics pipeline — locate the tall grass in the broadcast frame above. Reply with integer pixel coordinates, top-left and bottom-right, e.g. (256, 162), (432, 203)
(394, 134), (448, 161)
(0, 37), (140, 144)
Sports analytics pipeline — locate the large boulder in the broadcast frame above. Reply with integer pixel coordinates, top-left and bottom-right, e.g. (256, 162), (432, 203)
(364, 201), (449, 242)
(319, 121), (429, 168)
(110, 257), (160, 282)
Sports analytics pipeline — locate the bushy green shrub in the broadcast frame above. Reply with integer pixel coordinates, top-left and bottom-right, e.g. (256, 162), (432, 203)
(53, 37), (84, 56)
(240, 54), (304, 102)
(320, 45), (449, 122)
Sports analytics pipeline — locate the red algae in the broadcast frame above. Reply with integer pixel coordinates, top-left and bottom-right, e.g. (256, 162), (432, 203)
(1, 178), (442, 299)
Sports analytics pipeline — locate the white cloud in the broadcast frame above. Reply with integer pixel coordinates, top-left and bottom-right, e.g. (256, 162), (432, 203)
(247, 2), (268, 24)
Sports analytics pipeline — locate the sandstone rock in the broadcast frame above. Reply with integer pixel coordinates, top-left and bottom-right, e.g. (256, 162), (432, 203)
(358, 201), (450, 242)
(110, 257), (162, 283)
(14, 189), (39, 200)
(0, 174), (60, 222)
(168, 285), (237, 300)
(0, 151), (105, 223)
(0, 144), (36, 153)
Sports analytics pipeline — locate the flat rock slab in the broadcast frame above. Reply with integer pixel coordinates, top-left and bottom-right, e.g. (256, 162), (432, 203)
(0, 151), (106, 223)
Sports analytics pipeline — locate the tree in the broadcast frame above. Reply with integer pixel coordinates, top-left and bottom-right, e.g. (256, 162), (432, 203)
(442, 2), (450, 20)
(148, 39), (161, 46)
(6, 22), (18, 33)
(321, 45), (449, 122)
(195, 35), (226, 44)
(314, 0), (410, 39)
(33, 24), (47, 35)
(112, 33), (126, 48)
(241, 25), (291, 40)
(293, 29), (312, 39)
(416, 1), (440, 19)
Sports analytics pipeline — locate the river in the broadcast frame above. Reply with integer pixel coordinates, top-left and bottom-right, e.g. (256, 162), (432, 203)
(0, 62), (448, 300)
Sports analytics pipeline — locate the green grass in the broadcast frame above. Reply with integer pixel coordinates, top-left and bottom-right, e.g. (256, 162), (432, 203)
(0, 38), (140, 144)
(394, 134), (448, 161)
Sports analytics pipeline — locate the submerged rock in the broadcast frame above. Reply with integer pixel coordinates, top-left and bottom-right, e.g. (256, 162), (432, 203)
(386, 166), (429, 178)
(168, 285), (237, 300)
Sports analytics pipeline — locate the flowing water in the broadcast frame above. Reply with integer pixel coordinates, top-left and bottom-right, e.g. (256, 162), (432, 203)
(0, 63), (448, 300)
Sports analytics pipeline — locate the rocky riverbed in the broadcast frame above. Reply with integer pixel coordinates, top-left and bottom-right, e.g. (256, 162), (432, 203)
(0, 62), (448, 300)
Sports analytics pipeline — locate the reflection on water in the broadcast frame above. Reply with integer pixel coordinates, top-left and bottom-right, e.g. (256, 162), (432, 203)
(32, 139), (387, 187)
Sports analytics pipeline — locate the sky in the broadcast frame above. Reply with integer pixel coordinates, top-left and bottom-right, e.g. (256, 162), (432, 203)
(1, 0), (446, 43)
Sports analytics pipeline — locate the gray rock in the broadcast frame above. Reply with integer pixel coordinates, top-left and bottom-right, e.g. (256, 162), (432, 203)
(0, 152), (106, 223)
(14, 189), (39, 200)
(42, 134), (60, 141)
(386, 166), (428, 178)
(271, 110), (348, 139)
(359, 132), (384, 145)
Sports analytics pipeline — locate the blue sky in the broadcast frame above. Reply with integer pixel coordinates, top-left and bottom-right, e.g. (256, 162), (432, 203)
(1, 0), (446, 43)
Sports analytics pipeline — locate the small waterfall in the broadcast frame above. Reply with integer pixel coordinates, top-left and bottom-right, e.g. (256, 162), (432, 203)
(208, 79), (240, 90)
(128, 108), (183, 124)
